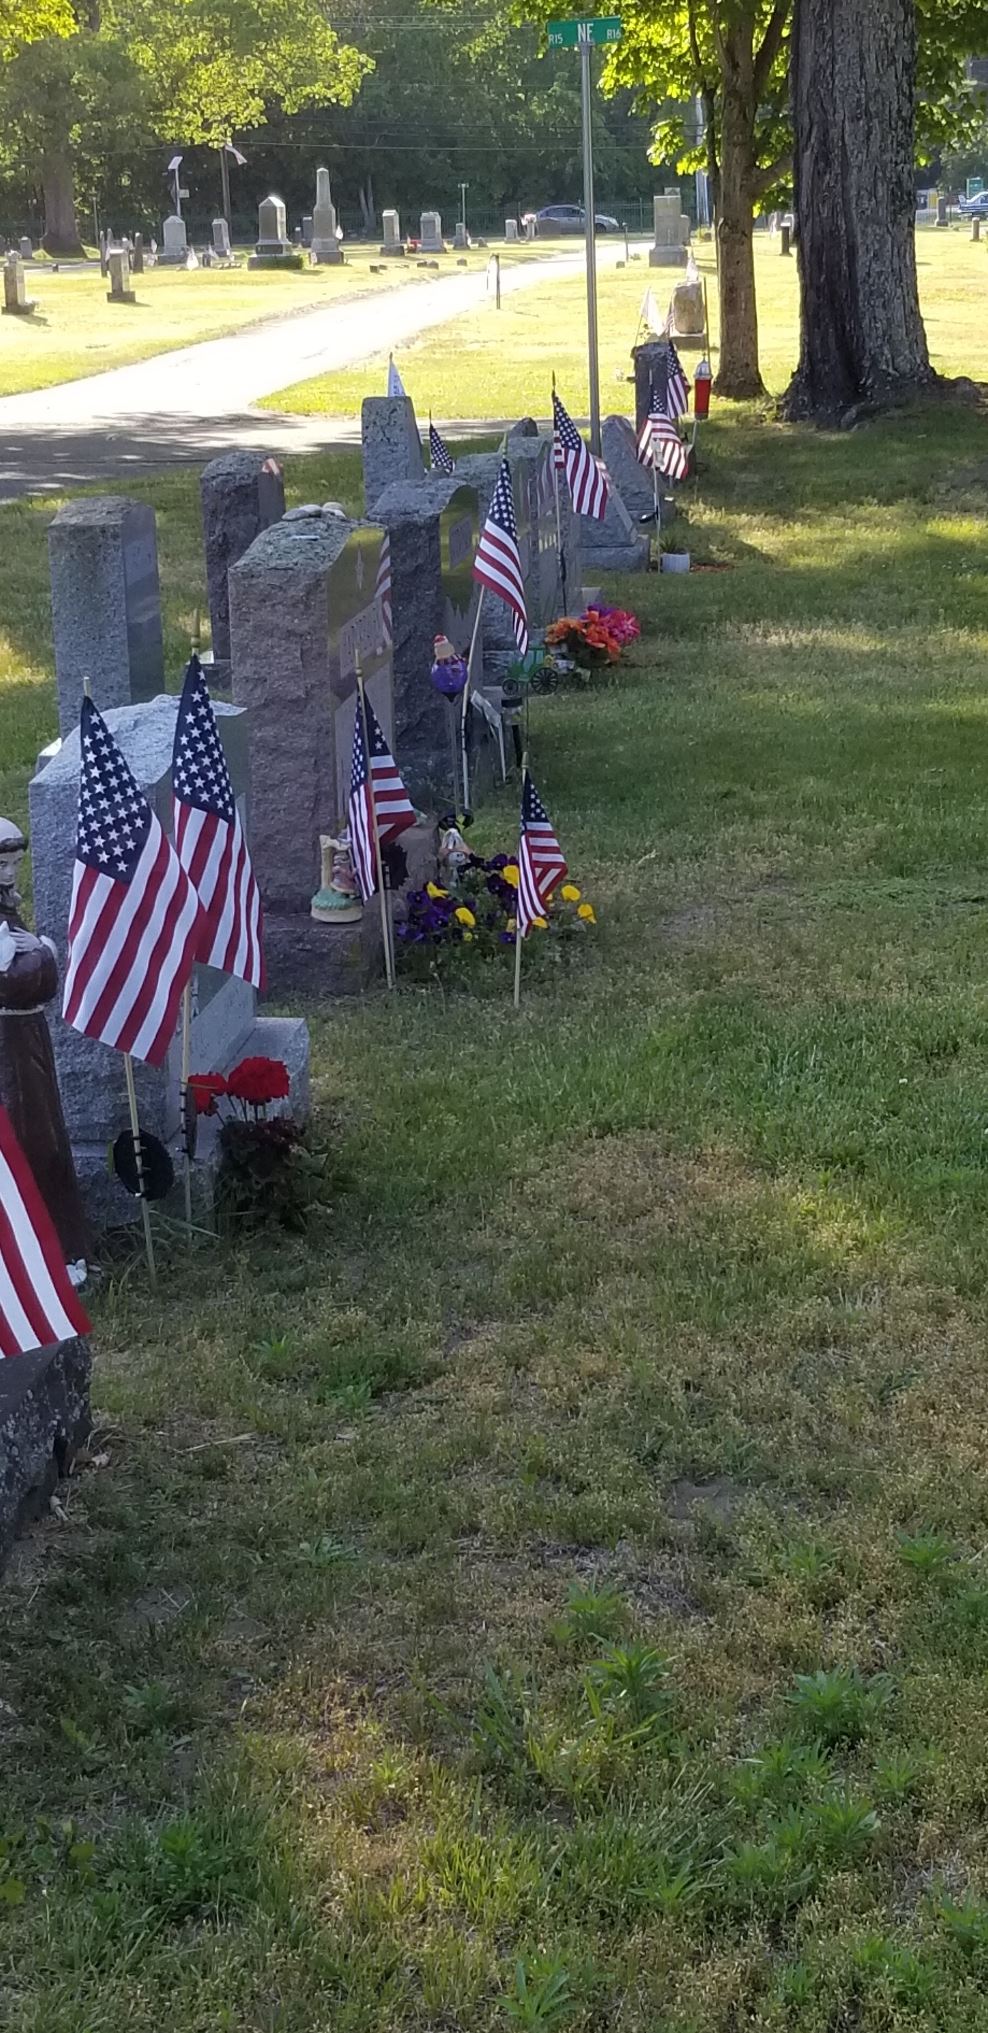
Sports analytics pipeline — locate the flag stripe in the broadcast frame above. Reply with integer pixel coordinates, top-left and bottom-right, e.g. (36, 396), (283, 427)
(553, 389), (610, 522)
(0, 1111), (90, 1359)
(172, 658), (265, 991)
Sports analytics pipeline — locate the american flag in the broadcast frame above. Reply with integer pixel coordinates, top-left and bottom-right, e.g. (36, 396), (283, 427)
(347, 693), (416, 902)
(429, 420), (455, 475)
(375, 532), (393, 644)
(472, 457), (528, 657)
(63, 698), (202, 1068)
(665, 341), (691, 420)
(637, 392), (690, 482)
(552, 388), (609, 520)
(517, 769), (568, 935)
(172, 655), (264, 990)
(0, 1107), (91, 1359)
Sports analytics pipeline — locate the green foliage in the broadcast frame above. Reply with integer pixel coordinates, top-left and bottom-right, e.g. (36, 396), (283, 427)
(552, 1580), (628, 1650)
(502, 1958), (574, 2030)
(584, 1642), (673, 1733)
(786, 1668), (895, 1745)
(897, 1527), (957, 1575)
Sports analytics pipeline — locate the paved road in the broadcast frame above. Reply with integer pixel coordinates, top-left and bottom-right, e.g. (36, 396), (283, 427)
(0, 247), (624, 501)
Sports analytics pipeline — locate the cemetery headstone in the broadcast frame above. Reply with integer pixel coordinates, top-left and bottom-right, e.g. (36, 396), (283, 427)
(302, 215), (313, 247)
(48, 497), (165, 736)
(99, 231), (109, 277)
(632, 336), (672, 431)
(2, 254), (35, 317)
(159, 213), (188, 264)
(648, 190), (689, 268)
(936, 195), (949, 227)
(669, 277), (705, 341)
(602, 413), (668, 523)
(361, 394), (426, 512)
(780, 222), (792, 256)
(973, 217), (982, 243)
(229, 517), (397, 991)
(380, 208), (404, 256)
(18, 236), (32, 261)
(131, 231), (145, 274)
(0, 1336), (91, 1575)
(29, 696), (309, 1224)
(505, 218), (519, 242)
(579, 477), (650, 574)
(212, 216), (232, 259)
(250, 194), (293, 265)
(419, 210), (444, 252)
(106, 247), (137, 304)
(373, 474), (483, 806)
(200, 450), (285, 672)
(453, 221), (469, 250)
(311, 167), (343, 264)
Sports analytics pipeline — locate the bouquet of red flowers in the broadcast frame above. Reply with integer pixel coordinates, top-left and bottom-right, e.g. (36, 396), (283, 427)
(545, 604), (640, 671)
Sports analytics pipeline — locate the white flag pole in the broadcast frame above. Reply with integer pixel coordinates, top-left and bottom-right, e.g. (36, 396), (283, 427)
(513, 750), (528, 1011)
(123, 1052), (157, 1288)
(356, 666), (395, 990)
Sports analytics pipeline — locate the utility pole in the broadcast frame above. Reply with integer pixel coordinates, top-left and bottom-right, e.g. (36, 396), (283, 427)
(459, 181), (469, 236)
(580, 34), (601, 454)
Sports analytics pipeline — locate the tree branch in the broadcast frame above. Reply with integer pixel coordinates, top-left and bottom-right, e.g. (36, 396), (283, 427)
(686, 0), (714, 97)
(753, 0), (791, 101)
(751, 151), (792, 199)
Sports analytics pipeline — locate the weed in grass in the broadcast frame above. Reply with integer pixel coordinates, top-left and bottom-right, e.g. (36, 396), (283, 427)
(786, 1667), (896, 1745)
(897, 1527), (958, 1576)
(849, 1933), (939, 2009)
(722, 1836), (816, 1915)
(551, 1581), (628, 1650)
(295, 1534), (356, 1568)
(937, 1894), (988, 1960)
(121, 1680), (183, 1736)
(806, 1789), (880, 1863)
(584, 1642), (672, 1733)
(502, 1958), (574, 2030)
(872, 1747), (930, 1803)
(740, 1735), (835, 1799)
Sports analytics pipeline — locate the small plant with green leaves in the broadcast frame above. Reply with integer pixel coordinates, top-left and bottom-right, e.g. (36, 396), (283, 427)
(807, 1789), (880, 1863)
(786, 1666), (895, 1745)
(295, 1533), (356, 1569)
(122, 1681), (183, 1736)
(849, 1934), (939, 2008)
(585, 1642), (673, 1736)
(937, 1894), (988, 1961)
(551, 1580), (628, 1651)
(470, 1667), (536, 1785)
(897, 1528), (958, 1578)
(502, 1957), (573, 2030)
(872, 1747), (929, 1803)
(740, 1734), (834, 1800)
(721, 1835), (816, 1915)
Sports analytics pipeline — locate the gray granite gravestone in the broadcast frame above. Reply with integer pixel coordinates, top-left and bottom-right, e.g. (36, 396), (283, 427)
(48, 497), (164, 736)
(361, 394), (426, 512)
(602, 412), (673, 525)
(580, 482), (650, 573)
(18, 235), (32, 262)
(106, 247), (136, 303)
(501, 434), (566, 630)
(505, 218), (519, 242)
(648, 190), (689, 267)
(381, 209), (404, 255)
(0, 1336), (91, 1574)
(131, 232), (145, 274)
(201, 450), (285, 672)
(372, 474), (482, 806)
(29, 695), (309, 1223)
(2, 254), (34, 316)
(251, 194), (292, 263)
(311, 167), (343, 263)
(632, 337), (672, 432)
(419, 210), (444, 252)
(160, 213), (188, 264)
(212, 217), (232, 259)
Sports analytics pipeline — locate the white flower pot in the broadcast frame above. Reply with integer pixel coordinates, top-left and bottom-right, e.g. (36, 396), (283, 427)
(660, 552), (691, 574)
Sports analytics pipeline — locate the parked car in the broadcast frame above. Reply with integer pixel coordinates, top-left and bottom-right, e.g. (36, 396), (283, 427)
(525, 203), (621, 234)
(957, 190), (988, 215)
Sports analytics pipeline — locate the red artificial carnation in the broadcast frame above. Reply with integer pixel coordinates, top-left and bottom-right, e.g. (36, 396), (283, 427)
(187, 1072), (228, 1116)
(225, 1056), (291, 1106)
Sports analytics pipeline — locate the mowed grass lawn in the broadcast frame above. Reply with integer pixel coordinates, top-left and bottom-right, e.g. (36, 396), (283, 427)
(7, 276), (988, 2026)
(263, 224), (988, 414)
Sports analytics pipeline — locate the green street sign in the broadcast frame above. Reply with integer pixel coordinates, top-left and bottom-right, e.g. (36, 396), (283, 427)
(547, 16), (622, 47)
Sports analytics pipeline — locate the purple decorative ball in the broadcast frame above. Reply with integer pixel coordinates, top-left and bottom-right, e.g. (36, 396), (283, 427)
(430, 654), (468, 697)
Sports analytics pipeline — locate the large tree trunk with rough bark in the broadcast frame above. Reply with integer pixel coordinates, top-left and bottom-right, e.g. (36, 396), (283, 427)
(716, 98), (762, 398)
(783, 0), (934, 421)
(41, 150), (84, 257)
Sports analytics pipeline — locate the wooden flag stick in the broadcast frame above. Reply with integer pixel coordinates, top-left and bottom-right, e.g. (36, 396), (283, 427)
(123, 1051), (157, 1288)
(356, 667), (395, 991)
(513, 750), (527, 1011)
(180, 981), (194, 1245)
(462, 589), (485, 813)
(551, 370), (568, 613)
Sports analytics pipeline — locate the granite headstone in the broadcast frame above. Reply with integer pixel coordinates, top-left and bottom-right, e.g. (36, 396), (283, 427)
(48, 497), (164, 736)
(200, 450), (286, 670)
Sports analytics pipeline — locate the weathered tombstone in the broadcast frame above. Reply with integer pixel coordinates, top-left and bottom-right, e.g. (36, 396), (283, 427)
(501, 433), (566, 630)
(99, 232), (109, 278)
(1, 1337), (91, 1574)
(373, 475), (483, 805)
(159, 213), (188, 265)
(29, 697), (309, 1224)
(580, 481), (650, 573)
(505, 218), (519, 242)
(2, 254), (35, 317)
(380, 208), (404, 256)
(47, 498), (164, 736)
(780, 222), (791, 256)
(229, 518), (399, 991)
(525, 216), (537, 241)
(453, 221), (469, 250)
(18, 235), (32, 262)
(602, 413), (663, 522)
(649, 191), (689, 267)
(302, 215), (313, 248)
(252, 194), (292, 262)
(361, 394), (426, 512)
(973, 216), (982, 243)
(212, 216), (232, 259)
(669, 277), (705, 340)
(311, 167), (343, 264)
(200, 450), (285, 673)
(632, 337), (672, 431)
(131, 231), (145, 274)
(419, 210), (444, 252)
(106, 247), (137, 304)
(936, 195), (949, 227)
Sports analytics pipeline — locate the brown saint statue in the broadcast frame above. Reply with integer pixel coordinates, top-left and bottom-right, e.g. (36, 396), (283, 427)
(0, 817), (90, 1268)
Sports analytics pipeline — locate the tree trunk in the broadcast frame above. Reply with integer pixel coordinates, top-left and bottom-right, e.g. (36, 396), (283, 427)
(783, 0), (934, 421)
(359, 174), (375, 236)
(41, 151), (84, 258)
(714, 67), (764, 398)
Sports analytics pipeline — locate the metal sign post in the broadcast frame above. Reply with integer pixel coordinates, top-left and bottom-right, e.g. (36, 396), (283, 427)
(547, 17), (622, 458)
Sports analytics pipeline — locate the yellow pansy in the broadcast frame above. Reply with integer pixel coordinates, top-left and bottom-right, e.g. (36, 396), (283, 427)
(578, 902), (596, 924)
(531, 916), (548, 931)
(502, 864), (520, 888)
(426, 882), (449, 899)
(506, 916), (517, 933)
(561, 883), (581, 903)
(455, 906), (476, 927)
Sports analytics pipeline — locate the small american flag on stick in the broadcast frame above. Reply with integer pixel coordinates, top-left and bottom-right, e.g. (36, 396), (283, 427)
(429, 419), (455, 475)
(172, 655), (264, 989)
(637, 391), (690, 483)
(63, 698), (202, 1068)
(347, 691), (416, 903)
(473, 458), (528, 656)
(0, 1107), (91, 1359)
(517, 768), (568, 935)
(552, 388), (609, 521)
(665, 341), (691, 420)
